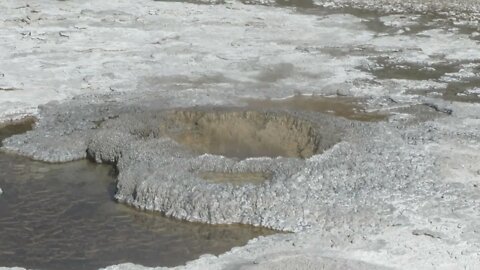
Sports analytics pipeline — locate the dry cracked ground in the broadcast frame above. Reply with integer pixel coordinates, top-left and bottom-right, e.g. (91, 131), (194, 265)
(1, 0), (480, 269)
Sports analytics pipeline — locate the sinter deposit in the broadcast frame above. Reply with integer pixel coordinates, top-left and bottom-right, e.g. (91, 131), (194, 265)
(1, 0), (480, 269)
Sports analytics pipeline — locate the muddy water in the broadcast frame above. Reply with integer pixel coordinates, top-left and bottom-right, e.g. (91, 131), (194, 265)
(0, 122), (275, 270)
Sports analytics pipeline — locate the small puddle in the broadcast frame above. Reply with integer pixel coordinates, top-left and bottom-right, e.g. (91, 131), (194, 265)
(244, 95), (387, 122)
(200, 171), (271, 185)
(0, 122), (276, 270)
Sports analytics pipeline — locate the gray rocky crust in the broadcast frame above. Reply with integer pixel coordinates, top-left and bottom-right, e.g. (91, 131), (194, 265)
(2, 91), (479, 270)
(1, 96), (435, 231)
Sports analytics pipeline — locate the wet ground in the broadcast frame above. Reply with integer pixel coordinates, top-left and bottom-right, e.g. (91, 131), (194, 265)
(281, 1), (480, 103)
(2, 0), (480, 123)
(152, 1), (480, 104)
(0, 122), (275, 270)
(245, 95), (387, 121)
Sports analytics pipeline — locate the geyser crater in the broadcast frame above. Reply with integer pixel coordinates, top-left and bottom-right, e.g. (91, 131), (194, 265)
(157, 109), (341, 160)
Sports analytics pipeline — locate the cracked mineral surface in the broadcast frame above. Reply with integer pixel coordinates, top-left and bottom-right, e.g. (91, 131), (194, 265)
(1, 0), (480, 269)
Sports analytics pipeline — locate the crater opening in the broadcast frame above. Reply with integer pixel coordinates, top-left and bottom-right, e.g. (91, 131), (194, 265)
(160, 109), (340, 159)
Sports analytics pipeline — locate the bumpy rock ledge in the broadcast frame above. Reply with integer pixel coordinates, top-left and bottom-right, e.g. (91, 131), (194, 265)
(2, 100), (436, 233)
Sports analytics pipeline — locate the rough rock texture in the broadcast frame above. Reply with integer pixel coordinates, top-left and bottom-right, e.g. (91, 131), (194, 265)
(3, 91), (480, 270)
(87, 108), (367, 230)
(0, 95), (435, 230)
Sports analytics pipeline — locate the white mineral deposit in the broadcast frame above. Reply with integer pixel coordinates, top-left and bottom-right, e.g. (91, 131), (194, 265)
(1, 0), (479, 269)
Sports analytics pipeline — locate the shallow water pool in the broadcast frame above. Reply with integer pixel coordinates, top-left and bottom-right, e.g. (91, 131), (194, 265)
(0, 122), (275, 270)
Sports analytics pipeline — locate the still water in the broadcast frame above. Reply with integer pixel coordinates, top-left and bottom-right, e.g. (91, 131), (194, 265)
(0, 122), (275, 270)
